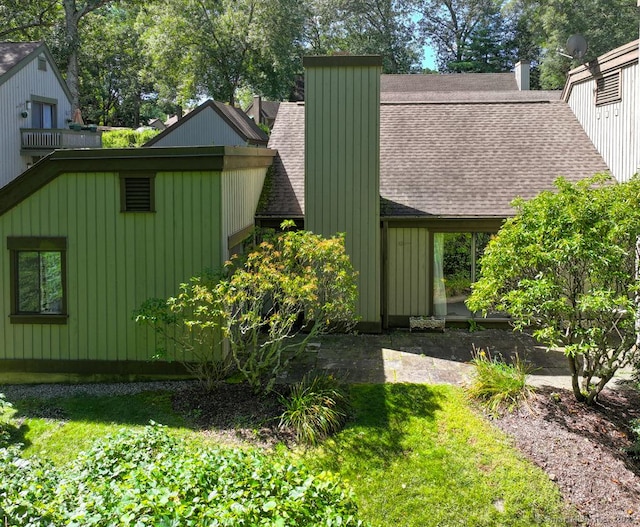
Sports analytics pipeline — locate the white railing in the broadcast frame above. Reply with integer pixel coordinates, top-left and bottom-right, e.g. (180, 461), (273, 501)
(20, 128), (102, 150)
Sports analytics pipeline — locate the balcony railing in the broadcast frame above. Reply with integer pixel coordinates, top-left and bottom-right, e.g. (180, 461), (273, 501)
(20, 128), (102, 152)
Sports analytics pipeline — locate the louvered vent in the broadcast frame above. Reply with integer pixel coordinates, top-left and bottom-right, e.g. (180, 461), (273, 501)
(595, 73), (621, 106)
(121, 176), (154, 212)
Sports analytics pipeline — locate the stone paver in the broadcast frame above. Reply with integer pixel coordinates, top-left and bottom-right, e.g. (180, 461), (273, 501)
(283, 328), (574, 389)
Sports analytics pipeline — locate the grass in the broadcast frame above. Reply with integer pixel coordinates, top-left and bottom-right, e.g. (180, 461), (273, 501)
(2, 383), (574, 525)
(467, 348), (536, 413)
(303, 384), (573, 527)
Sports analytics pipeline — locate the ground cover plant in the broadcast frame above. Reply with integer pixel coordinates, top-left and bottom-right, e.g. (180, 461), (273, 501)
(467, 174), (640, 404)
(0, 424), (363, 527)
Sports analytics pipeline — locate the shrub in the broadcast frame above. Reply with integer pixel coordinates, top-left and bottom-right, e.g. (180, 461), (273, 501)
(280, 373), (351, 445)
(467, 348), (535, 413)
(629, 418), (640, 458)
(136, 223), (359, 394)
(102, 128), (159, 148)
(467, 175), (640, 405)
(0, 424), (364, 526)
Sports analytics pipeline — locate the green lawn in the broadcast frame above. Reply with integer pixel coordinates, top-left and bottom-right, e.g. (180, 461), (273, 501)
(4, 383), (574, 526)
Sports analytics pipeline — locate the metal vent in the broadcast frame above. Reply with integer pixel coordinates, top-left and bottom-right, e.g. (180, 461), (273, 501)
(122, 176), (154, 212)
(595, 73), (621, 106)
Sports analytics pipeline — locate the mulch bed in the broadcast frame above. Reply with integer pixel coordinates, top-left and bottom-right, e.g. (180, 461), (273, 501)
(492, 385), (640, 527)
(173, 382), (640, 527)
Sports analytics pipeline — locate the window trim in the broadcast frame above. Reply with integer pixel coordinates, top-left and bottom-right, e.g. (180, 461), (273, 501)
(7, 236), (68, 324)
(120, 172), (156, 213)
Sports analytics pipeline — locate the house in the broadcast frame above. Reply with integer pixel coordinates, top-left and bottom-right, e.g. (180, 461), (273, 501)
(0, 41), (102, 189)
(562, 39), (639, 182)
(145, 99), (268, 148)
(245, 96), (280, 129)
(258, 56), (609, 330)
(0, 146), (275, 377)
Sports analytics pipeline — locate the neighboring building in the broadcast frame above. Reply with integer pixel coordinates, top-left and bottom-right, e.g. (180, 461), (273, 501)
(0, 41), (102, 188)
(148, 118), (166, 131)
(0, 146), (275, 375)
(146, 99), (268, 148)
(562, 40), (639, 182)
(246, 96), (280, 129)
(259, 57), (609, 330)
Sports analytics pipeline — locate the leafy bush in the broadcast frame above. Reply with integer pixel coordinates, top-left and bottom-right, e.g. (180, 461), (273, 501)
(0, 424), (364, 526)
(629, 418), (640, 458)
(280, 373), (351, 445)
(102, 128), (159, 148)
(468, 175), (640, 405)
(137, 224), (359, 394)
(467, 348), (535, 413)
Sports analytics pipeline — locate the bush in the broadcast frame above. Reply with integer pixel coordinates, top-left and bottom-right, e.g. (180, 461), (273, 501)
(102, 128), (159, 148)
(629, 418), (640, 458)
(467, 348), (535, 413)
(0, 424), (364, 526)
(280, 373), (351, 445)
(467, 175), (640, 405)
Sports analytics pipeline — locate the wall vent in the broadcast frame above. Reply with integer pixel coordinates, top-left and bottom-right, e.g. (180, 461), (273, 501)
(595, 72), (621, 106)
(120, 174), (155, 212)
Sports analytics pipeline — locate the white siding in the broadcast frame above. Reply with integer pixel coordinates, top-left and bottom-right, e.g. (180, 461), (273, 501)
(0, 54), (72, 188)
(568, 63), (638, 182)
(220, 167), (267, 258)
(151, 106), (247, 147)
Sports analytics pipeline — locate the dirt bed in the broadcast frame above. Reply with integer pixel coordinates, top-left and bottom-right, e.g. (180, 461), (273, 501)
(493, 386), (640, 527)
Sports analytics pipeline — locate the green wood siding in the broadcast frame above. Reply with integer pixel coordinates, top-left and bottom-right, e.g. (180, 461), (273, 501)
(386, 227), (430, 317)
(0, 171), (224, 362)
(304, 58), (381, 327)
(220, 168), (265, 258)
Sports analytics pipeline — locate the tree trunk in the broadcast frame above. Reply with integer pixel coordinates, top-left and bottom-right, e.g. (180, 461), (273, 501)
(63, 0), (81, 113)
(567, 354), (585, 402)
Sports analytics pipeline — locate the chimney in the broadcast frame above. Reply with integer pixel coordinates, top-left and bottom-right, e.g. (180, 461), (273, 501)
(253, 95), (262, 124)
(515, 60), (530, 90)
(303, 55), (383, 331)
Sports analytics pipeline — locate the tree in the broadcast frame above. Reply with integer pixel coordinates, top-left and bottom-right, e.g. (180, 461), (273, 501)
(139, 0), (307, 106)
(136, 225), (358, 394)
(467, 175), (640, 405)
(307, 0), (422, 73)
(420, 0), (513, 72)
(0, 0), (59, 39)
(511, 0), (640, 89)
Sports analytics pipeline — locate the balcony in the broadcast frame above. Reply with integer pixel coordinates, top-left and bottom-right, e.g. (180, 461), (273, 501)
(20, 128), (102, 155)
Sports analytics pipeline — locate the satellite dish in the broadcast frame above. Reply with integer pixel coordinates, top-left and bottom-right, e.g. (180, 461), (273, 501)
(566, 34), (588, 60)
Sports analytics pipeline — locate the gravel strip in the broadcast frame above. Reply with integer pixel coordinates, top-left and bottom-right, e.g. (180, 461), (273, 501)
(0, 380), (199, 400)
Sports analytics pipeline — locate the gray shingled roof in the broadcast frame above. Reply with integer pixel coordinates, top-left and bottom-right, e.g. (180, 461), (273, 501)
(381, 73), (518, 92)
(0, 41), (41, 77)
(381, 90), (561, 103)
(260, 97), (609, 219)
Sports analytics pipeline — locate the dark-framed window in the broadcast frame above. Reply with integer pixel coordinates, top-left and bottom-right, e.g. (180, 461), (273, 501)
(31, 96), (58, 129)
(8, 237), (67, 324)
(120, 173), (156, 212)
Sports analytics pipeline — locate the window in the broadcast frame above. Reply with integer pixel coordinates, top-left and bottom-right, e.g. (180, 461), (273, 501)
(31, 100), (57, 129)
(595, 72), (621, 106)
(120, 173), (155, 212)
(37, 57), (47, 71)
(8, 237), (67, 324)
(433, 232), (505, 319)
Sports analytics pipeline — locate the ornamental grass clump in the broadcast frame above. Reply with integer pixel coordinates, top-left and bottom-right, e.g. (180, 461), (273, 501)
(467, 347), (535, 414)
(280, 373), (351, 445)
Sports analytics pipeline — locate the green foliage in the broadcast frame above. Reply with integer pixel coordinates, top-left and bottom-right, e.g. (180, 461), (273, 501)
(628, 418), (640, 458)
(467, 348), (535, 413)
(102, 128), (160, 148)
(0, 424), (363, 526)
(279, 373), (351, 445)
(0, 394), (14, 448)
(136, 227), (358, 394)
(467, 175), (640, 404)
